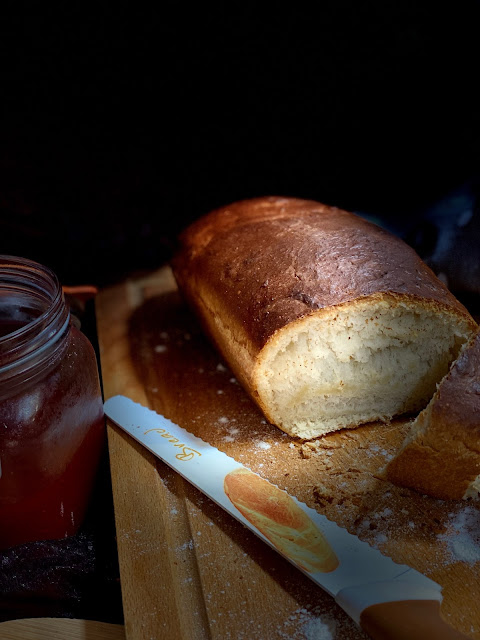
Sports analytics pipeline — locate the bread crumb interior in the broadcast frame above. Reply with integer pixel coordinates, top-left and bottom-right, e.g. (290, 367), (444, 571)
(256, 300), (468, 439)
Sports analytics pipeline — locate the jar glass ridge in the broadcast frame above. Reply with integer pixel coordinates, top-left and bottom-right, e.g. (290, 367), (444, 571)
(0, 255), (70, 399)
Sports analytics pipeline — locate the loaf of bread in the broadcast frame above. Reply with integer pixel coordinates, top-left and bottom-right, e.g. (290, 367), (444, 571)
(385, 329), (480, 500)
(172, 196), (477, 439)
(224, 467), (338, 573)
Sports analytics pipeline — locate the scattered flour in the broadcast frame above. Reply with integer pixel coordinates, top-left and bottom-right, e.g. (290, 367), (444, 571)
(371, 532), (388, 548)
(177, 539), (194, 552)
(367, 444), (392, 460)
(154, 344), (167, 353)
(301, 616), (336, 640)
(439, 506), (480, 565)
(223, 425), (241, 442)
(279, 607), (338, 640)
(255, 441), (271, 451)
(374, 508), (393, 519)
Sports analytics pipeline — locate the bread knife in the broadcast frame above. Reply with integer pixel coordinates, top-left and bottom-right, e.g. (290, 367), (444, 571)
(104, 395), (469, 640)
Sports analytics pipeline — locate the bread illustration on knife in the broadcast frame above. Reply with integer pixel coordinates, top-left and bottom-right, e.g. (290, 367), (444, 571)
(224, 467), (339, 573)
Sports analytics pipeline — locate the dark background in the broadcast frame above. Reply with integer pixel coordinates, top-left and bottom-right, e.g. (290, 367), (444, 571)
(1, 2), (479, 293)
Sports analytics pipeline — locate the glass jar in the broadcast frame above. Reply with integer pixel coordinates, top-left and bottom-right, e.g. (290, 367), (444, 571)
(0, 256), (105, 549)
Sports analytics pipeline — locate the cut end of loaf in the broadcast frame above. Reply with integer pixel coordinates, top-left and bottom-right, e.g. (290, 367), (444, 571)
(254, 296), (472, 439)
(385, 329), (480, 500)
(385, 402), (480, 501)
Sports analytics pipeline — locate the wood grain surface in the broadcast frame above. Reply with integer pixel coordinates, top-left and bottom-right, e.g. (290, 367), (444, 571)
(0, 618), (125, 640)
(95, 266), (480, 640)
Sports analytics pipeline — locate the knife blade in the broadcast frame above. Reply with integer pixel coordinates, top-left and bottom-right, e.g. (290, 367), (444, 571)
(104, 395), (469, 640)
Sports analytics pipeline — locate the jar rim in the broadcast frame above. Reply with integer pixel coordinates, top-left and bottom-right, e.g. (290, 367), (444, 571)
(0, 255), (71, 385)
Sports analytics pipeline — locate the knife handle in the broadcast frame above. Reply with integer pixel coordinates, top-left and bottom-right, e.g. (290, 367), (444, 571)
(335, 580), (470, 640)
(360, 599), (470, 640)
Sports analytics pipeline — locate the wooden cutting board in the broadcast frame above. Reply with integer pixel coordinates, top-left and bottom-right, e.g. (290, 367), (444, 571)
(96, 266), (480, 640)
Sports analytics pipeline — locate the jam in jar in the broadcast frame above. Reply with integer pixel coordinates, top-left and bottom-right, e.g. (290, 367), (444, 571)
(0, 256), (105, 549)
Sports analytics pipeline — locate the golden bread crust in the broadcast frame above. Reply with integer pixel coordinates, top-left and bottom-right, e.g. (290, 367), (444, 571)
(172, 196), (474, 349)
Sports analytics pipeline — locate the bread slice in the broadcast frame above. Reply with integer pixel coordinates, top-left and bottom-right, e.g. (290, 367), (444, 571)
(385, 329), (480, 500)
(172, 196), (477, 438)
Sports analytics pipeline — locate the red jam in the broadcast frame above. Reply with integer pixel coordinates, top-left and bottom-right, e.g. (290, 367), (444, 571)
(0, 257), (105, 549)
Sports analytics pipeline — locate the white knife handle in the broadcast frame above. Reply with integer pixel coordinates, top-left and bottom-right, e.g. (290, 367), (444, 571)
(336, 581), (469, 640)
